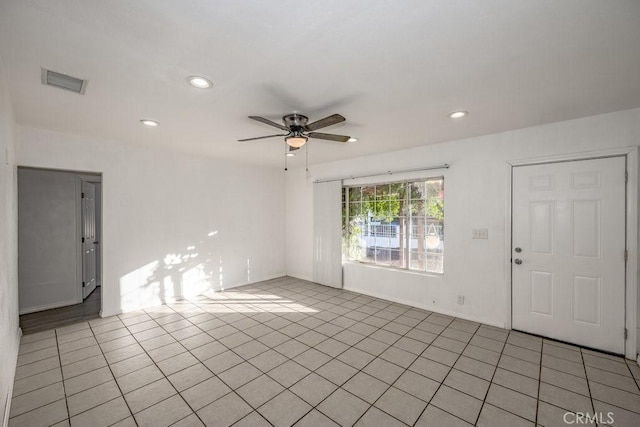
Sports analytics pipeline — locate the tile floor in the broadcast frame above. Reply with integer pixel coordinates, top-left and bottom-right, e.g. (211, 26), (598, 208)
(9, 277), (640, 427)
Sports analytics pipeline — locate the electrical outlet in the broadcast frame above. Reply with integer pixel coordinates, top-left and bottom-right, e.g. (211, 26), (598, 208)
(472, 228), (488, 239)
(457, 295), (465, 305)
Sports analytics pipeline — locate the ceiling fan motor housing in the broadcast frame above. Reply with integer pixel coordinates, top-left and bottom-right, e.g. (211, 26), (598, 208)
(283, 114), (308, 131)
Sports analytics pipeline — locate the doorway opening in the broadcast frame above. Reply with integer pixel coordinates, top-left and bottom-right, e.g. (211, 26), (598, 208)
(17, 167), (103, 334)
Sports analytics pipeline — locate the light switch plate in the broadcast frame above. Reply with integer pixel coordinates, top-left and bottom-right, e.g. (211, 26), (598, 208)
(472, 228), (488, 239)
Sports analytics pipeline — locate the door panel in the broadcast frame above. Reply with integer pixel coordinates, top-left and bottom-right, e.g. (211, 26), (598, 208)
(512, 157), (626, 354)
(82, 181), (97, 299)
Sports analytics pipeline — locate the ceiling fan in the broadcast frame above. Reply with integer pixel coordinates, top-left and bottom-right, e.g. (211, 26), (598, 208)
(238, 113), (351, 151)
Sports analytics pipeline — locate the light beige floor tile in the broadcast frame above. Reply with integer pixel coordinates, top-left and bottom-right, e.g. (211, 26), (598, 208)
(134, 394), (192, 427)
(69, 396), (130, 427)
(67, 380), (121, 417)
(257, 390), (312, 426)
(361, 357), (404, 384)
(539, 383), (594, 414)
(180, 376), (231, 411)
(267, 360), (311, 388)
(18, 338), (57, 355)
(14, 356), (60, 381)
(16, 346), (58, 367)
(103, 343), (145, 364)
(8, 399), (68, 427)
(485, 383), (537, 421)
(110, 353), (153, 378)
(124, 377), (177, 414)
(64, 366), (113, 396)
(354, 407), (406, 427)
(374, 386), (427, 425)
(58, 337), (98, 355)
(10, 382), (65, 417)
(586, 366), (640, 394)
(197, 393), (252, 427)
(477, 403), (534, 427)
(444, 368), (490, 400)
(589, 381), (640, 413)
(12, 368), (62, 397)
(62, 354), (107, 379)
(20, 330), (56, 345)
(294, 409), (340, 427)
(94, 327), (131, 344)
(431, 385), (482, 424)
(541, 366), (589, 396)
(290, 372), (338, 407)
(60, 345), (102, 366)
(416, 404), (473, 426)
(343, 372), (388, 404)
(167, 363), (213, 391)
(156, 351), (199, 376)
(317, 388), (369, 426)
(56, 328), (94, 345)
(492, 367), (539, 398)
(236, 374), (285, 408)
(116, 364), (164, 394)
(171, 413), (205, 427)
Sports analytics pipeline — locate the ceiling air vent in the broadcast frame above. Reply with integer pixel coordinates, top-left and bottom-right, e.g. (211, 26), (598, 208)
(41, 68), (88, 94)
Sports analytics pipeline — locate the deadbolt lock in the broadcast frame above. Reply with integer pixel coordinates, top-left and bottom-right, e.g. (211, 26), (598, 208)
(514, 247), (522, 253)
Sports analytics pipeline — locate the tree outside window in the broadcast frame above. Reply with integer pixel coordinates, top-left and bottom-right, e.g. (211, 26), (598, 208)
(342, 178), (444, 274)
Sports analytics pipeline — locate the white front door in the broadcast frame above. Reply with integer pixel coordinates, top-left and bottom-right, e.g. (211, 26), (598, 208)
(82, 181), (97, 299)
(512, 156), (626, 354)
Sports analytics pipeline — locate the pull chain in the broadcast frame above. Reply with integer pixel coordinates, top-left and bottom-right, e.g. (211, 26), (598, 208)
(305, 142), (310, 179)
(284, 142), (288, 171)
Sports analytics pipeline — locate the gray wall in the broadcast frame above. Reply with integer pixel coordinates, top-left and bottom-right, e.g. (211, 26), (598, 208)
(18, 168), (79, 313)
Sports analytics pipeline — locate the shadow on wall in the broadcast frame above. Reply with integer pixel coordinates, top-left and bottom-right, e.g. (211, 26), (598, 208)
(118, 229), (248, 312)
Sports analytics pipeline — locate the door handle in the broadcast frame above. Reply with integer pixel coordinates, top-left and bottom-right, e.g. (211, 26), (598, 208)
(514, 259), (523, 265)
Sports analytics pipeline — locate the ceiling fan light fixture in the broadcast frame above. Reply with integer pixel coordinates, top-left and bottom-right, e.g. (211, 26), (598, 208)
(140, 119), (159, 127)
(188, 76), (212, 89)
(448, 111), (468, 119)
(348, 137), (358, 142)
(285, 135), (308, 148)
(285, 153), (295, 157)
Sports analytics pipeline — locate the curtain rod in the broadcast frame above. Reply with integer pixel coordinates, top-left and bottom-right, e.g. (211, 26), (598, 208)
(313, 164), (450, 184)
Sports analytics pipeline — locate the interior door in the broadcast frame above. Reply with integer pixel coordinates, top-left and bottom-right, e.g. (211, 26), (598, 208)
(512, 156), (626, 354)
(82, 181), (97, 299)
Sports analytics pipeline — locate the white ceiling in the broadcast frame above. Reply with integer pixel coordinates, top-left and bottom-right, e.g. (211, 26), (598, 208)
(1, 0), (639, 167)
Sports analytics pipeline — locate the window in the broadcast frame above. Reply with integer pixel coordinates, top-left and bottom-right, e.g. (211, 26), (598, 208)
(342, 178), (444, 274)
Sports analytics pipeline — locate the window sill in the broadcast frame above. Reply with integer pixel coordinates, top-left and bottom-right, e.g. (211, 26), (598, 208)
(343, 260), (444, 279)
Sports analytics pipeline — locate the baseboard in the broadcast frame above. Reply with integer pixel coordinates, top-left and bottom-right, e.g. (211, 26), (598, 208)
(19, 299), (78, 315)
(100, 273), (288, 318)
(284, 273), (314, 283)
(344, 285), (505, 329)
(3, 327), (22, 427)
(217, 272), (288, 291)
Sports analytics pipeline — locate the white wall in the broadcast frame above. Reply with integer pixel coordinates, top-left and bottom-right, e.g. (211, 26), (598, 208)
(286, 109), (640, 335)
(18, 127), (286, 317)
(0, 55), (20, 426)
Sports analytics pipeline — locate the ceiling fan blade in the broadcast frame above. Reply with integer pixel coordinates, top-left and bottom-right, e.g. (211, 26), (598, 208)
(305, 114), (345, 131)
(308, 132), (350, 143)
(248, 116), (289, 131)
(238, 134), (287, 142)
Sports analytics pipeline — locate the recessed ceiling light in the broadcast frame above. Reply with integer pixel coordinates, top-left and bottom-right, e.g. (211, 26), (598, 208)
(448, 111), (468, 119)
(286, 153), (295, 157)
(348, 137), (358, 142)
(140, 119), (159, 127)
(188, 76), (212, 89)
